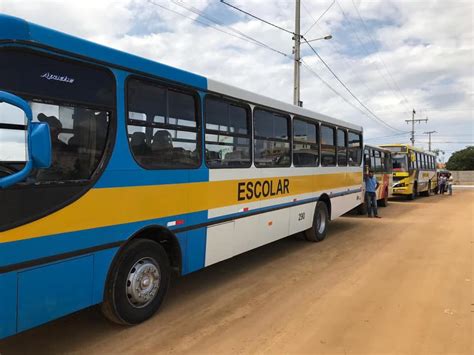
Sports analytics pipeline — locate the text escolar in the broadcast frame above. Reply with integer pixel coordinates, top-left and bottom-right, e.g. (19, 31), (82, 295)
(237, 179), (290, 201)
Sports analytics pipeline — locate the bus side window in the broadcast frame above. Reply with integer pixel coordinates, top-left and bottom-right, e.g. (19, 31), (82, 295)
(364, 149), (371, 169)
(293, 118), (319, 167)
(254, 109), (291, 167)
(348, 132), (362, 166)
(336, 128), (347, 166)
(320, 125), (336, 167)
(205, 96), (251, 168)
(127, 78), (200, 169)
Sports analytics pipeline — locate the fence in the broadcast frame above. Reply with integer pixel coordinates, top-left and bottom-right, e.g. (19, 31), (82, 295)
(450, 171), (474, 185)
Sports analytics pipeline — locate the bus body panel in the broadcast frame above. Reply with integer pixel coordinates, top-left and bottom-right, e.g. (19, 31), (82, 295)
(0, 14), (364, 339)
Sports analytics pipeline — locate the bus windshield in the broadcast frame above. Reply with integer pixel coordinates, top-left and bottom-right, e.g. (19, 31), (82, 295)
(392, 153), (408, 171)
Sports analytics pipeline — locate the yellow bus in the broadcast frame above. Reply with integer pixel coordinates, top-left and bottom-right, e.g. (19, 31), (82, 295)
(380, 144), (437, 200)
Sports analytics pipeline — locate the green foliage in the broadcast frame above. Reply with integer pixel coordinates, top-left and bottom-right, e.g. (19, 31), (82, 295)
(446, 146), (474, 171)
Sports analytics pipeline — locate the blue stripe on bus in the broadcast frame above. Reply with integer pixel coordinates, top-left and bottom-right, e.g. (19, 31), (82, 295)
(0, 211), (208, 275)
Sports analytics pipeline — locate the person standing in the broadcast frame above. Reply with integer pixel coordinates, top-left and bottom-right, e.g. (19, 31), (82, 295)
(447, 173), (454, 195)
(439, 174), (447, 194)
(365, 169), (381, 218)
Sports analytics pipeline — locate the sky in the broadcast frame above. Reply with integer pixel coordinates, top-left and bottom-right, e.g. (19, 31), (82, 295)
(1, 0), (473, 162)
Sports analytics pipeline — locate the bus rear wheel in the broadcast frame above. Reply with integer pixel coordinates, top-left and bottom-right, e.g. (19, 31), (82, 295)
(102, 239), (170, 325)
(305, 201), (329, 242)
(378, 190), (389, 207)
(421, 181), (432, 197)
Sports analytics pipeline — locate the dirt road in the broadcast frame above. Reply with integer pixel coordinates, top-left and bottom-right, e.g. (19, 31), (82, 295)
(1, 190), (473, 354)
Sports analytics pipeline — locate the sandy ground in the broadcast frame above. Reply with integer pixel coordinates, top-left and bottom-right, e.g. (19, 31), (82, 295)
(1, 190), (473, 355)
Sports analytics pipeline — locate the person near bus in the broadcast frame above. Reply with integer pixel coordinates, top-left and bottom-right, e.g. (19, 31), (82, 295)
(365, 169), (381, 218)
(439, 174), (447, 194)
(447, 173), (454, 195)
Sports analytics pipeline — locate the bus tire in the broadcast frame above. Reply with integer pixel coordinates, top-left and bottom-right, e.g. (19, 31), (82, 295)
(379, 192), (388, 207)
(407, 183), (417, 200)
(102, 239), (170, 325)
(305, 201), (329, 242)
(422, 181), (432, 197)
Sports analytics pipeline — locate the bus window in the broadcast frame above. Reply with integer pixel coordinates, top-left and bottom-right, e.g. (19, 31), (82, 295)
(364, 148), (371, 169)
(31, 103), (110, 181)
(127, 78), (200, 169)
(293, 118), (319, 167)
(393, 153), (407, 171)
(205, 96), (251, 168)
(348, 132), (362, 166)
(321, 125), (336, 167)
(384, 152), (392, 172)
(374, 150), (382, 172)
(337, 129), (347, 166)
(254, 109), (290, 167)
(0, 49), (113, 183)
(0, 103), (27, 166)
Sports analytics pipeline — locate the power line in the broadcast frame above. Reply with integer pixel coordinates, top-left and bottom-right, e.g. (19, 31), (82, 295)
(219, 0), (295, 35)
(350, 0), (411, 108)
(301, 60), (373, 117)
(302, 38), (405, 132)
(146, 0), (293, 59)
(301, 3), (384, 110)
(335, 0), (411, 112)
(302, 0), (335, 36)
(364, 132), (411, 141)
(418, 141), (474, 144)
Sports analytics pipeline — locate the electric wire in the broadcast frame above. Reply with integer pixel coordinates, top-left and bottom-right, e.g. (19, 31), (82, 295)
(149, 0), (407, 133)
(302, 0), (335, 36)
(350, 0), (411, 108)
(219, 0), (295, 35)
(146, 0), (293, 59)
(335, 0), (411, 112)
(302, 38), (406, 132)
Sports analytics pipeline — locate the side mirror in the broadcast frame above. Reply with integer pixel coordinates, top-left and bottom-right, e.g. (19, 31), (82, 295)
(0, 91), (51, 188)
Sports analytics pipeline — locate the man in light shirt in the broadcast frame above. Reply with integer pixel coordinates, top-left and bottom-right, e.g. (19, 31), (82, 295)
(365, 169), (381, 218)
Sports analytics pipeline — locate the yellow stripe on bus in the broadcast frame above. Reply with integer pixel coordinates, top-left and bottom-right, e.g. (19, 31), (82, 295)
(0, 172), (361, 244)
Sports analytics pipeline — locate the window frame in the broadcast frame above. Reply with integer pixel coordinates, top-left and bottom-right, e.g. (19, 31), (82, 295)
(347, 130), (363, 167)
(293, 116), (320, 167)
(320, 124), (337, 167)
(253, 107), (291, 168)
(336, 128), (348, 167)
(125, 75), (202, 170)
(0, 46), (117, 186)
(204, 94), (252, 169)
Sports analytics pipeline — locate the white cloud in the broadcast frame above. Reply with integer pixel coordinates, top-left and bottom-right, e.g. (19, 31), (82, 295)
(0, 0), (472, 158)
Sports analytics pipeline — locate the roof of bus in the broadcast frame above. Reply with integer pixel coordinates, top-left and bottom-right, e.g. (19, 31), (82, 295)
(380, 143), (436, 156)
(0, 14), (362, 132)
(364, 144), (392, 153)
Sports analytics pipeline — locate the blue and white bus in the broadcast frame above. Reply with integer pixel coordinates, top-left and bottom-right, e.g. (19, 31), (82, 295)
(0, 14), (363, 339)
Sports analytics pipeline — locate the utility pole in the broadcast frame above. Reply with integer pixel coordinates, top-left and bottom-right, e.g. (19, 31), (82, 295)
(423, 130), (437, 151)
(293, 0), (301, 107)
(405, 109), (427, 146)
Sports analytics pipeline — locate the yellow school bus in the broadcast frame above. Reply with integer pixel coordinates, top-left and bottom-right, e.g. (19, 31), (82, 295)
(380, 144), (438, 200)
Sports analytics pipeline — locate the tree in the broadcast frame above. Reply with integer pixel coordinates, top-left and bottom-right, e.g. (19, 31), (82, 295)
(446, 146), (474, 171)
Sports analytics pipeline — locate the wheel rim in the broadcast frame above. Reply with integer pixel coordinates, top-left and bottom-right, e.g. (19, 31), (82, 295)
(316, 207), (327, 234)
(126, 257), (161, 308)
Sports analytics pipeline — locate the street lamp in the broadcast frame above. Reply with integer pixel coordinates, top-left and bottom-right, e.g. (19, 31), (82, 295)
(305, 35), (332, 43)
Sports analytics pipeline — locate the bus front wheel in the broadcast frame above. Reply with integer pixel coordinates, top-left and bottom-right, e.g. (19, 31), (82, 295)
(102, 239), (171, 325)
(407, 183), (417, 200)
(305, 201), (329, 242)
